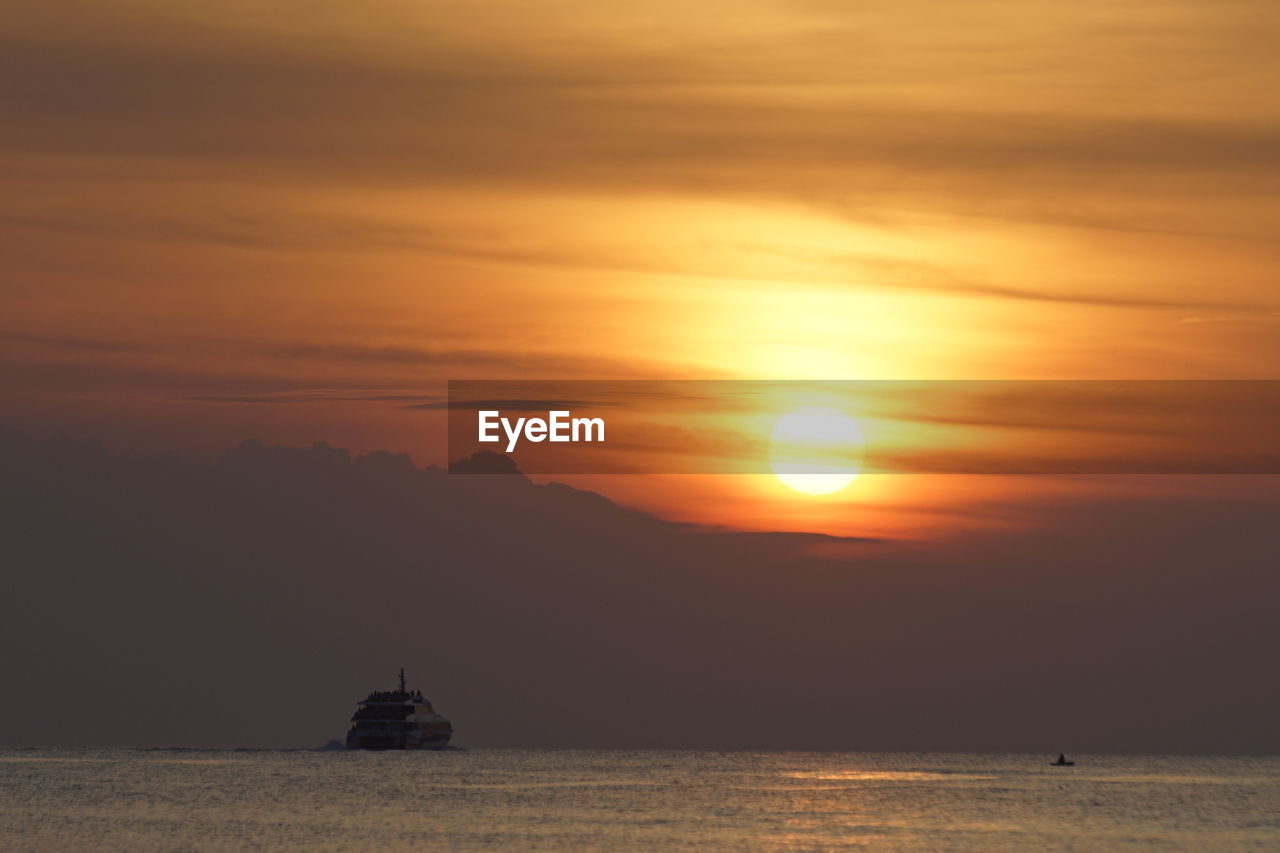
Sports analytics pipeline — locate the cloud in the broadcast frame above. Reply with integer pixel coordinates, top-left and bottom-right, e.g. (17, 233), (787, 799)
(0, 210), (444, 254)
(179, 393), (439, 405)
(4, 0), (1280, 239)
(0, 329), (684, 399)
(4, 201), (1273, 316)
(408, 398), (621, 411)
(0, 329), (150, 353)
(2, 423), (1277, 752)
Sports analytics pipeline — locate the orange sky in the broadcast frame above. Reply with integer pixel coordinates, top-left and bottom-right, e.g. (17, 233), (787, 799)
(3, 0), (1279, 537)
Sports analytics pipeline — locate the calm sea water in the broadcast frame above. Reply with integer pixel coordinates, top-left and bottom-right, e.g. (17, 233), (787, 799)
(2, 749), (1278, 851)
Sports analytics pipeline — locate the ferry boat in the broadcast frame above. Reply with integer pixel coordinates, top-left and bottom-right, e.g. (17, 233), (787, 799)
(345, 668), (453, 750)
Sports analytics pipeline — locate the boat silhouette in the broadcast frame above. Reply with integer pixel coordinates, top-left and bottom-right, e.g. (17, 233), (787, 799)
(345, 667), (453, 750)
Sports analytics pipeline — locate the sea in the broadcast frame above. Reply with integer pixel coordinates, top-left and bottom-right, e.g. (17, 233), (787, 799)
(2, 749), (1278, 851)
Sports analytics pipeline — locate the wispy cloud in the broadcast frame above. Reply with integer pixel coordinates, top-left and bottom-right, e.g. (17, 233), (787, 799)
(5, 1), (1280, 237)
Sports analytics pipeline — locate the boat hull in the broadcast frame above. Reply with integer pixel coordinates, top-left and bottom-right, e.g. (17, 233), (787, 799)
(345, 729), (452, 750)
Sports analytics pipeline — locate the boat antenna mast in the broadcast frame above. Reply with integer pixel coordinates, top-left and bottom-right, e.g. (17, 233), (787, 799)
(399, 667), (406, 693)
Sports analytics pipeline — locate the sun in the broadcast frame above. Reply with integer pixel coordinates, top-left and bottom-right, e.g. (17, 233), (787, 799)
(769, 406), (865, 496)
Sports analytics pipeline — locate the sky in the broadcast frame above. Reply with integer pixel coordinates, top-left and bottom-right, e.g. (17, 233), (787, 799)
(3, 0), (1280, 752)
(3, 0), (1280, 536)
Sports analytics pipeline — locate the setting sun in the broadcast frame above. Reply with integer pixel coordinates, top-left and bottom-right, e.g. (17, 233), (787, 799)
(768, 406), (864, 495)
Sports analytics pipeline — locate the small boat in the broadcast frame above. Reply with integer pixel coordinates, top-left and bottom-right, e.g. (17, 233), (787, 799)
(1050, 753), (1075, 766)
